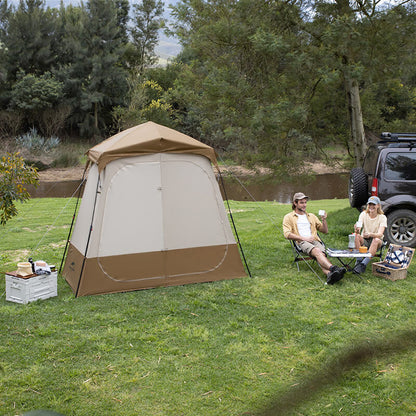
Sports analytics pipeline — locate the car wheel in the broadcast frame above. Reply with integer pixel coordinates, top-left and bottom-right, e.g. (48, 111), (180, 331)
(349, 167), (368, 209)
(386, 209), (416, 248)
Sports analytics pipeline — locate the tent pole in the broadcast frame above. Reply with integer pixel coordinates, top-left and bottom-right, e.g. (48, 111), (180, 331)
(59, 162), (90, 275)
(217, 169), (252, 278)
(75, 174), (101, 297)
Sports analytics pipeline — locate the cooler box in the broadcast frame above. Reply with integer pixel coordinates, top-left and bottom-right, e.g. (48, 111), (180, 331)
(372, 244), (414, 281)
(5, 271), (58, 304)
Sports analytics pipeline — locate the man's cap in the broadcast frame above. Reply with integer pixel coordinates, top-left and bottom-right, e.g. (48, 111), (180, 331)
(293, 192), (309, 202)
(367, 196), (381, 205)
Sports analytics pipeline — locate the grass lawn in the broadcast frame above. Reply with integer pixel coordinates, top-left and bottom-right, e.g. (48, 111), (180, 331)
(0, 197), (415, 416)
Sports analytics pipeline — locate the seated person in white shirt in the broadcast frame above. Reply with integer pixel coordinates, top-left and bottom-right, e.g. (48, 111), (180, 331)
(353, 196), (387, 274)
(283, 192), (346, 285)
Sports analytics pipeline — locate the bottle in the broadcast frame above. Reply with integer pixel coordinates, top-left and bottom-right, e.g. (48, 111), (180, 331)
(348, 233), (356, 250)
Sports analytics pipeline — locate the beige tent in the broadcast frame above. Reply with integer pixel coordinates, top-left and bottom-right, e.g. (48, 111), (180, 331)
(62, 121), (247, 296)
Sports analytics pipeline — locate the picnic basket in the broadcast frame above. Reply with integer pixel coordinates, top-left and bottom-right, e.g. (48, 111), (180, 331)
(372, 244), (414, 281)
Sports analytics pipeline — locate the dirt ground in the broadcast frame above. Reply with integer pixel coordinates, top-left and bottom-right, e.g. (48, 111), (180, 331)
(38, 161), (346, 182)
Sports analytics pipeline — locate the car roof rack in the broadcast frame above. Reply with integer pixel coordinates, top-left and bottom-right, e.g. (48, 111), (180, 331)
(380, 132), (416, 141)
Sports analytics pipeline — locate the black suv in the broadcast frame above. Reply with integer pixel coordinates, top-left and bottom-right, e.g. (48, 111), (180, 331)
(349, 132), (416, 247)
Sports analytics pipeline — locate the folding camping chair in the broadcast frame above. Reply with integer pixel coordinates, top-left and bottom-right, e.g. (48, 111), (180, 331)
(289, 238), (325, 284)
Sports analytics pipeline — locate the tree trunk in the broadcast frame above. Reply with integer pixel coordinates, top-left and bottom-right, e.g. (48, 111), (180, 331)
(345, 76), (367, 166)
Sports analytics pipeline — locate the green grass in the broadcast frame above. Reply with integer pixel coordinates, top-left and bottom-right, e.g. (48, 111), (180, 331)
(0, 198), (415, 416)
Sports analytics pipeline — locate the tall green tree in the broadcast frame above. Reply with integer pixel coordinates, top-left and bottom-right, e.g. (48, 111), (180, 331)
(170, 0), (315, 174)
(308, 0), (416, 165)
(114, 0), (130, 43)
(0, 0), (10, 40)
(3, 0), (58, 81)
(130, 0), (164, 75)
(54, 3), (89, 133)
(169, 0), (416, 171)
(0, 0), (69, 134)
(78, 0), (129, 136)
(0, 0), (11, 104)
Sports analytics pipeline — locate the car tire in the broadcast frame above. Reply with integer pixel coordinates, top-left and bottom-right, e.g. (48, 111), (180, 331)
(386, 209), (416, 248)
(349, 167), (368, 209)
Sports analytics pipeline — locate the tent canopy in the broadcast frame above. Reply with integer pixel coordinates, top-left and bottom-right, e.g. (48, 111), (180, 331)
(87, 121), (218, 171)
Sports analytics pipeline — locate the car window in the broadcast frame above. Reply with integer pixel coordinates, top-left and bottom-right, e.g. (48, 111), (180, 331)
(384, 152), (416, 180)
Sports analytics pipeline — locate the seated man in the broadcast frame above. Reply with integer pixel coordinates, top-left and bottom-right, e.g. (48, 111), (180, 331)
(353, 196), (387, 274)
(283, 192), (345, 284)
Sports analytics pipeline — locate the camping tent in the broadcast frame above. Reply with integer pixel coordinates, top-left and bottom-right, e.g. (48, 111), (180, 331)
(62, 121), (247, 296)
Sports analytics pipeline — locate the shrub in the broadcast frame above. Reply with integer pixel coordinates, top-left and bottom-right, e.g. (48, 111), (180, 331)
(0, 152), (38, 225)
(24, 160), (50, 171)
(0, 110), (25, 139)
(15, 127), (60, 153)
(51, 152), (80, 168)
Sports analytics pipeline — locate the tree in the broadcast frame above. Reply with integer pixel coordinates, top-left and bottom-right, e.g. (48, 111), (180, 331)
(169, 0), (314, 174)
(54, 3), (88, 134)
(114, 77), (175, 129)
(3, 0), (58, 81)
(9, 71), (67, 136)
(309, 0), (416, 166)
(0, 152), (38, 225)
(78, 0), (129, 136)
(10, 71), (63, 111)
(0, 1), (11, 107)
(130, 0), (164, 75)
(114, 0), (129, 43)
(168, 0), (416, 172)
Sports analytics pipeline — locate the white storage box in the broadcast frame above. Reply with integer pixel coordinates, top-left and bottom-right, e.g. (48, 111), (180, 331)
(5, 271), (57, 304)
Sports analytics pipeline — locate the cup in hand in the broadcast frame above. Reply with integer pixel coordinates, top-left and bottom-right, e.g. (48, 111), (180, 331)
(355, 221), (363, 228)
(319, 210), (325, 216)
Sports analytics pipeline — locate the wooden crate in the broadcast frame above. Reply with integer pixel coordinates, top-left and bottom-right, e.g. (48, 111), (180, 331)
(372, 244), (414, 281)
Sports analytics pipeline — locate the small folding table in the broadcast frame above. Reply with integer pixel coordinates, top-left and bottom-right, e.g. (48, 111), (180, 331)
(326, 248), (372, 273)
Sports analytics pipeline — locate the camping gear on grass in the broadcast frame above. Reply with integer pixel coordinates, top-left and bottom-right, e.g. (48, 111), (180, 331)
(62, 121), (247, 297)
(33, 260), (51, 275)
(372, 244), (414, 281)
(17, 262), (33, 277)
(6, 263), (57, 304)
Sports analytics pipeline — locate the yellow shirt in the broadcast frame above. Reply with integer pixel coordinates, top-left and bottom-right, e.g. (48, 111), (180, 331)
(282, 211), (323, 241)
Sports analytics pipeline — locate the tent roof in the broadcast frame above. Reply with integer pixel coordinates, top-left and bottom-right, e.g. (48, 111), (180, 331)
(87, 121), (218, 171)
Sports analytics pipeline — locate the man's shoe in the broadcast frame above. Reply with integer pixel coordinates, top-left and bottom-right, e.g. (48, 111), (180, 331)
(326, 270), (338, 285)
(353, 262), (367, 274)
(327, 267), (346, 285)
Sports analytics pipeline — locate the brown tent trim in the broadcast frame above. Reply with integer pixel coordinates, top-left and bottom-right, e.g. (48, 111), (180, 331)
(64, 243), (246, 297)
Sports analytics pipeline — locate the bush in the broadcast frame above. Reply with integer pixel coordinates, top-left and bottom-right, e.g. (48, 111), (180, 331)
(15, 127), (60, 154)
(24, 160), (50, 171)
(0, 110), (25, 139)
(0, 152), (38, 225)
(51, 152), (80, 168)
